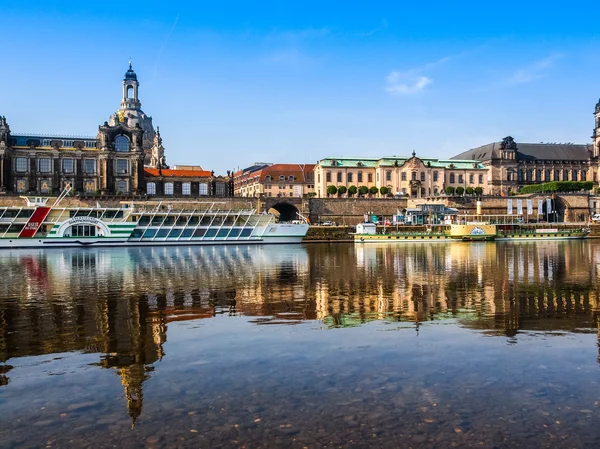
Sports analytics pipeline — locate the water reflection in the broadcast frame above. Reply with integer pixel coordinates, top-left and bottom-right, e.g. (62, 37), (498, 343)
(1, 241), (600, 442)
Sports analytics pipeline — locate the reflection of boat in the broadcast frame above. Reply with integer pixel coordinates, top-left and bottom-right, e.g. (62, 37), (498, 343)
(0, 195), (308, 248)
(354, 216), (589, 243)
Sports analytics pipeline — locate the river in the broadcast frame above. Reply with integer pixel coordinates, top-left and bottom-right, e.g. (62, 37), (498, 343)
(1, 242), (600, 448)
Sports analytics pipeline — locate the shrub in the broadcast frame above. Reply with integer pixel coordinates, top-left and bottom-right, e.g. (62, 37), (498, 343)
(379, 186), (389, 195)
(348, 185), (358, 197)
(369, 186), (379, 195)
(465, 186), (474, 195)
(337, 185), (347, 196)
(358, 185), (369, 196)
(474, 187), (483, 196)
(326, 185), (337, 196)
(520, 181), (594, 194)
(445, 186), (455, 195)
(456, 186), (465, 196)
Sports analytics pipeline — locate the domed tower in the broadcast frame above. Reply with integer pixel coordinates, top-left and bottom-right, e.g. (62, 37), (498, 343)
(109, 62), (156, 164)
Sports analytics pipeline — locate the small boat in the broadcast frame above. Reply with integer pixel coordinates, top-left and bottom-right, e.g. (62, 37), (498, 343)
(0, 188), (309, 249)
(354, 217), (589, 244)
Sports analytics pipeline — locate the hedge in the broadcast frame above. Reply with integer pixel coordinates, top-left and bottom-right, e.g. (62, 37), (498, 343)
(519, 181), (593, 194)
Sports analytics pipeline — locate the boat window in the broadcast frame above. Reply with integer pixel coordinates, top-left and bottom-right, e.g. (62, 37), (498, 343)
(142, 229), (157, 238)
(240, 229), (253, 238)
(205, 229), (218, 238)
(168, 229), (182, 238)
(181, 229), (194, 238)
(16, 209), (34, 218)
(193, 229), (206, 238)
(8, 224), (24, 233)
(217, 228), (231, 238)
(188, 216), (199, 225)
(177, 217), (188, 225)
(156, 229), (169, 238)
(1, 210), (18, 218)
(71, 225), (96, 237)
(228, 228), (241, 238)
(151, 216), (164, 226)
(224, 216), (235, 225)
(130, 229), (144, 239)
(201, 216), (213, 225)
(137, 216), (150, 225)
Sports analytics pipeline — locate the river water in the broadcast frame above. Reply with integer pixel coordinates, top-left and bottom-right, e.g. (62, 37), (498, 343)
(1, 242), (600, 448)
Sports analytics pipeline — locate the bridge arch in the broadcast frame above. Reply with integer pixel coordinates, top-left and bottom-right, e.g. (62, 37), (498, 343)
(267, 202), (301, 222)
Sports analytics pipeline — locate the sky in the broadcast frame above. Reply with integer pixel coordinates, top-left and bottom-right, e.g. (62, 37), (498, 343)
(2, 1), (600, 174)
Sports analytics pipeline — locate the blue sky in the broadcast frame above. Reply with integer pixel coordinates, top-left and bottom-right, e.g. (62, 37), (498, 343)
(2, 1), (600, 173)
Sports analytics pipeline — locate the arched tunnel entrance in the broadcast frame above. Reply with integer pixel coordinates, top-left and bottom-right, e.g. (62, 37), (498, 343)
(268, 202), (301, 222)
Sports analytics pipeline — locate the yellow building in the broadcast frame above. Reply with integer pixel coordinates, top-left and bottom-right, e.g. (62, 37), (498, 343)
(314, 152), (489, 198)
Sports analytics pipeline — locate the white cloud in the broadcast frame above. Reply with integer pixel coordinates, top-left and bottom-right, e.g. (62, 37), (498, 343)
(507, 54), (563, 85)
(386, 73), (432, 95)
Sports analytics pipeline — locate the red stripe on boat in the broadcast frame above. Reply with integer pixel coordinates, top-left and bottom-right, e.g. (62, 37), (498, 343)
(19, 207), (52, 238)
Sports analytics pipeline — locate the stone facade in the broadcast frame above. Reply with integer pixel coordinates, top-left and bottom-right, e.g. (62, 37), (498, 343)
(234, 163), (315, 197)
(314, 154), (489, 198)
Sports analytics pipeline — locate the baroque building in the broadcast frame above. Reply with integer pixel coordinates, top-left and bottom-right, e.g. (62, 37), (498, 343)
(451, 99), (600, 195)
(313, 153), (489, 198)
(0, 64), (232, 197)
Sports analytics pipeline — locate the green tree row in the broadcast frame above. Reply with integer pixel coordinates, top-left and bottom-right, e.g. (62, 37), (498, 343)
(519, 181), (593, 194)
(445, 186), (483, 196)
(326, 185), (388, 196)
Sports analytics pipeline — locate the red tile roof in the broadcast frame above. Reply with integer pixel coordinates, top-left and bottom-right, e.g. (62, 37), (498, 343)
(144, 168), (213, 178)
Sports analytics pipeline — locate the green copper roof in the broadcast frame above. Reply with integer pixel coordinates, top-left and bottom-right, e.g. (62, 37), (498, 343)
(319, 156), (485, 170)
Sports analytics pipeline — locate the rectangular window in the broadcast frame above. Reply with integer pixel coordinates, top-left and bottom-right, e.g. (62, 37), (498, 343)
(63, 140), (74, 148)
(347, 172), (353, 182)
(199, 183), (209, 195)
(147, 182), (156, 195)
(357, 172), (363, 183)
(38, 158), (51, 173)
(116, 159), (128, 174)
(386, 171), (392, 182)
(85, 141), (97, 148)
(420, 172), (425, 182)
(458, 175), (464, 184)
(42, 139), (51, 147)
(84, 159), (96, 174)
(326, 172), (331, 183)
(182, 182), (191, 195)
(433, 171), (438, 182)
(63, 158), (74, 173)
(216, 183), (226, 196)
(337, 172), (342, 182)
(450, 173), (455, 183)
(164, 182), (174, 195)
(368, 173), (373, 183)
(318, 173), (321, 183)
(401, 172), (406, 181)
(479, 174), (483, 184)
(469, 174), (474, 184)
(16, 157), (28, 173)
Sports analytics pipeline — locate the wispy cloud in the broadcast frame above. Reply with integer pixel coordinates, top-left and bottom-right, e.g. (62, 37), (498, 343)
(507, 53), (563, 85)
(385, 54), (455, 96)
(386, 73), (432, 95)
(358, 19), (388, 37)
(153, 14), (179, 82)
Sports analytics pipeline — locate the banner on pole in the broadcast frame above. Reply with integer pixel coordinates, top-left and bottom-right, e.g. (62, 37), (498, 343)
(538, 199), (543, 215)
(527, 199), (533, 215)
(546, 198), (552, 214)
(517, 199), (523, 215)
(507, 199), (513, 215)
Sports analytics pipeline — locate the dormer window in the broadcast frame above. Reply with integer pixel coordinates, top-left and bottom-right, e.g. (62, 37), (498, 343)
(279, 175), (285, 181)
(265, 175), (271, 182)
(288, 175), (294, 182)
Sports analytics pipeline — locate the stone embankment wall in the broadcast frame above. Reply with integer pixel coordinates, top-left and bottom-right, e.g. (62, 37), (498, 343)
(308, 198), (408, 225)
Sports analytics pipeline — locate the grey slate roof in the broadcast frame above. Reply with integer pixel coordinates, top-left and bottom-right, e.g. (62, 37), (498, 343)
(452, 142), (592, 162)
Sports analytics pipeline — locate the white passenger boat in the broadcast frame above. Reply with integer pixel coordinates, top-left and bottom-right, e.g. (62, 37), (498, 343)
(0, 190), (308, 248)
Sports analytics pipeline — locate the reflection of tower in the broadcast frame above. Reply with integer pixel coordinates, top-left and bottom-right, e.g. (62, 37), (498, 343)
(97, 295), (167, 427)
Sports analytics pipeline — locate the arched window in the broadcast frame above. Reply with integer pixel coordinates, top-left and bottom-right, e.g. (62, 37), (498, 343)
(279, 175), (285, 182)
(127, 86), (134, 99)
(115, 135), (129, 152)
(563, 169), (569, 181)
(288, 175), (294, 182)
(572, 169), (578, 181)
(265, 175), (271, 182)
(526, 169), (532, 181)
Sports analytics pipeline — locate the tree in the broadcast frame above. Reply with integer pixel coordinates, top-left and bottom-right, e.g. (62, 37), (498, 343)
(456, 186), (465, 196)
(465, 186), (474, 195)
(337, 185), (347, 196)
(445, 186), (455, 195)
(348, 185), (358, 196)
(326, 185), (337, 196)
(358, 185), (369, 196)
(369, 186), (379, 196)
(379, 186), (389, 196)
(474, 187), (483, 196)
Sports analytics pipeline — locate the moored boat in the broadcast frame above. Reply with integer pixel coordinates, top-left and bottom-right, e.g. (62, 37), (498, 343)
(0, 192), (308, 249)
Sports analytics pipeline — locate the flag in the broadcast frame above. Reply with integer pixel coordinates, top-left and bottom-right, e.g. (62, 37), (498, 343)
(517, 199), (523, 215)
(527, 199), (533, 215)
(538, 199), (543, 215)
(546, 198), (552, 214)
(507, 199), (513, 215)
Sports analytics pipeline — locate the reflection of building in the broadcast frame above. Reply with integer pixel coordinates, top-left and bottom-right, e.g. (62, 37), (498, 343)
(233, 163), (315, 197)
(313, 154), (489, 198)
